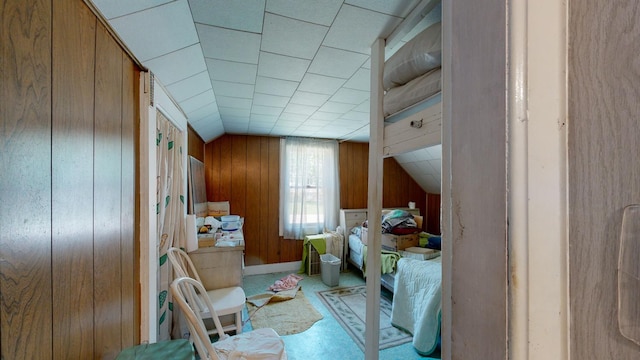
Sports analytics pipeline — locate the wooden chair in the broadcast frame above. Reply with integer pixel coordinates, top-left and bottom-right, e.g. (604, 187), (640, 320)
(171, 277), (287, 360)
(167, 247), (245, 335)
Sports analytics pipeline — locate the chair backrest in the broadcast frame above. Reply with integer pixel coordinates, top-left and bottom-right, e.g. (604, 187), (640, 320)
(167, 247), (203, 284)
(171, 276), (228, 360)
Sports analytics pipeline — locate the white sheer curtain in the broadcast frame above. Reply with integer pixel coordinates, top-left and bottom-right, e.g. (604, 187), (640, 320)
(280, 137), (340, 239)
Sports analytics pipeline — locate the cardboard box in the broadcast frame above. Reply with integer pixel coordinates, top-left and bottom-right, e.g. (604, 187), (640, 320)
(207, 201), (230, 216)
(361, 227), (419, 251)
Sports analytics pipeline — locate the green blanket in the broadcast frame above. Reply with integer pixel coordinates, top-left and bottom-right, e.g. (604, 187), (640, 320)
(361, 246), (400, 276)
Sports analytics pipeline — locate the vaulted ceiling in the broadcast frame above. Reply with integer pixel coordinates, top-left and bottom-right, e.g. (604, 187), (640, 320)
(89, 0), (442, 194)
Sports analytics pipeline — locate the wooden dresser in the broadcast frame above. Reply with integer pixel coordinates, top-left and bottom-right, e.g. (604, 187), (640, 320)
(189, 241), (244, 289)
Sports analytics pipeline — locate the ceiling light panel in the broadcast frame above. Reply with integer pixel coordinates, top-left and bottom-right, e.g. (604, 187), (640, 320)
(261, 13), (328, 59)
(109, 1), (198, 62)
(197, 24), (261, 63)
(189, 0), (265, 33)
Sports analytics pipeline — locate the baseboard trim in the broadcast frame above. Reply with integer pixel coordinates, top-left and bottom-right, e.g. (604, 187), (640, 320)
(243, 261), (302, 276)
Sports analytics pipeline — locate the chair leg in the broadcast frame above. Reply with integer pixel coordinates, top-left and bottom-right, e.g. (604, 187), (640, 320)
(235, 311), (243, 334)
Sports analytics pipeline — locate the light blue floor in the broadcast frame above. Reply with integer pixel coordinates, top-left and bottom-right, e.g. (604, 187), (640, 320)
(242, 268), (441, 360)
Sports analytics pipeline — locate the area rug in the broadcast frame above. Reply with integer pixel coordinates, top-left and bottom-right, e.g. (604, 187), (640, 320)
(246, 287), (322, 336)
(317, 285), (412, 351)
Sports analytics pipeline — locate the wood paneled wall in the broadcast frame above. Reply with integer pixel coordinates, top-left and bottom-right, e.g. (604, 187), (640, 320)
(187, 123), (205, 161)
(339, 141), (429, 225)
(569, 1), (640, 358)
(1, 0), (140, 358)
(204, 136), (434, 265)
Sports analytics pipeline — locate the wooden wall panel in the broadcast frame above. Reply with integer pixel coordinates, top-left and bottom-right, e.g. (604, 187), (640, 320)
(244, 137), (261, 265)
(569, 1), (640, 358)
(94, 23), (124, 359)
(203, 137), (431, 264)
(0, 0), (140, 357)
(267, 138), (282, 263)
(0, 0), (53, 358)
(120, 53), (139, 348)
(52, 0), (97, 357)
(426, 193), (441, 234)
(187, 124), (204, 161)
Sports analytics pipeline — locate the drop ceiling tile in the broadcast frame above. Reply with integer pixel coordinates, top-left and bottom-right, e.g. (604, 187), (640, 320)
(187, 103), (220, 123)
(275, 120), (303, 127)
(309, 111), (342, 121)
(92, 0), (174, 19)
(257, 52), (311, 82)
(340, 110), (369, 121)
(308, 47), (368, 78)
(343, 68), (371, 91)
(252, 105), (284, 116)
(318, 101), (355, 114)
(279, 112), (309, 122)
(427, 144), (442, 158)
(197, 24), (261, 63)
(261, 13), (328, 59)
(189, 0), (265, 33)
(269, 127), (296, 136)
(290, 91), (330, 107)
(218, 100), (252, 113)
(429, 159), (442, 174)
(266, 0), (342, 26)
(207, 59), (257, 85)
(323, 5), (402, 54)
(222, 116), (250, 125)
(283, 103), (317, 116)
(180, 89), (216, 114)
(212, 81), (254, 98)
(255, 77), (299, 97)
(394, 153), (413, 164)
(166, 71), (212, 102)
(353, 100), (370, 112)
(345, 0), (419, 17)
(330, 88), (369, 104)
(252, 93), (291, 108)
(143, 44), (207, 86)
(109, 1), (199, 62)
(251, 114), (279, 123)
(298, 74), (345, 95)
(217, 102), (252, 116)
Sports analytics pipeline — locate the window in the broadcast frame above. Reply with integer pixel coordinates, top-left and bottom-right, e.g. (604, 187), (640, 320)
(279, 137), (340, 239)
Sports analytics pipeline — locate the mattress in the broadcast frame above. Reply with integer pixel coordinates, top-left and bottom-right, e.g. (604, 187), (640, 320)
(383, 67), (442, 118)
(348, 234), (365, 269)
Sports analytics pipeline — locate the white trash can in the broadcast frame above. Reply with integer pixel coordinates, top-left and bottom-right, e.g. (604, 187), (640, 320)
(320, 253), (341, 287)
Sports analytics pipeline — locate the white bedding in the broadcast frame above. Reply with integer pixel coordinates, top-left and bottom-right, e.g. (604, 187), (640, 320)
(391, 257), (442, 355)
(383, 67), (441, 117)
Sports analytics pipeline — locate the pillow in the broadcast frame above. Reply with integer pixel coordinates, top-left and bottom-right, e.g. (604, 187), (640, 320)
(383, 21), (442, 90)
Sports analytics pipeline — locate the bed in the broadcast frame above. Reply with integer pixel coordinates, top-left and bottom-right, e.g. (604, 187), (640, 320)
(391, 257), (442, 356)
(379, 18), (442, 158)
(347, 229), (400, 292)
(365, 3), (443, 355)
